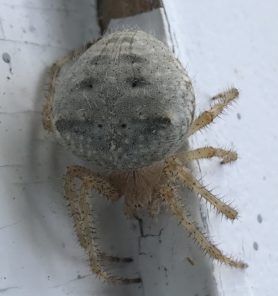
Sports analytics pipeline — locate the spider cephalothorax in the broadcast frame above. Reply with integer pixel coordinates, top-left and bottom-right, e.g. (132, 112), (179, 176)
(43, 30), (247, 284)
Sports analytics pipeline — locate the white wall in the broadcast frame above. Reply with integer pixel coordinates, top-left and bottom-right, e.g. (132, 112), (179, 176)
(163, 0), (278, 295)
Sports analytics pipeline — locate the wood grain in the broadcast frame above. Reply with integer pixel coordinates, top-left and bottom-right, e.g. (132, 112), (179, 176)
(97, 0), (163, 32)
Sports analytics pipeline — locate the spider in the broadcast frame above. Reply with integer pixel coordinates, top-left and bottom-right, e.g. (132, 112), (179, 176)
(42, 30), (247, 284)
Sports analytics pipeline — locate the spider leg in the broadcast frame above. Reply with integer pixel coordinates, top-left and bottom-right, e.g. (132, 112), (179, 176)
(65, 165), (141, 284)
(164, 159), (238, 220)
(160, 185), (247, 269)
(42, 42), (94, 133)
(177, 146), (237, 164)
(187, 88), (239, 136)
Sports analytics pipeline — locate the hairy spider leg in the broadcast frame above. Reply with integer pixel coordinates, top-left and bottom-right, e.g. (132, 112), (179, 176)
(64, 165), (141, 284)
(187, 88), (239, 136)
(176, 146), (237, 165)
(164, 158), (238, 220)
(159, 184), (247, 269)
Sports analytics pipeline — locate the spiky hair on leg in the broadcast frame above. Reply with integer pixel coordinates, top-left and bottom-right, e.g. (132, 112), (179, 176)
(159, 184), (247, 269)
(187, 88), (239, 136)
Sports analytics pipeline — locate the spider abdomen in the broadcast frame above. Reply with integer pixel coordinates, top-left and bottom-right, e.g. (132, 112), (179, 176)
(52, 30), (195, 172)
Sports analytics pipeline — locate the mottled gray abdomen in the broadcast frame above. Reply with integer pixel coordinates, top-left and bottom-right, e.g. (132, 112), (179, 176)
(52, 30), (195, 172)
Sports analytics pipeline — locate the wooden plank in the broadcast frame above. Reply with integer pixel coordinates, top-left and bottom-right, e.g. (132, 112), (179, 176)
(97, 0), (163, 32)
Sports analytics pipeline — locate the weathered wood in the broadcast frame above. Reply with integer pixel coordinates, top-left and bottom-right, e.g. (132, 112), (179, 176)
(97, 0), (163, 32)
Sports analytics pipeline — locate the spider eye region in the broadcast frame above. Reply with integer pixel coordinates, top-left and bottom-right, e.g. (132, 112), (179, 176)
(52, 30), (195, 171)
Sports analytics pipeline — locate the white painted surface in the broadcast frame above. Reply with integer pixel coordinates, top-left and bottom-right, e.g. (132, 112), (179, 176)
(163, 0), (278, 295)
(0, 2), (216, 295)
(0, 1), (143, 296)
